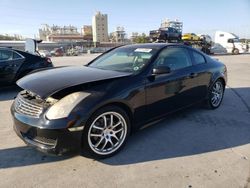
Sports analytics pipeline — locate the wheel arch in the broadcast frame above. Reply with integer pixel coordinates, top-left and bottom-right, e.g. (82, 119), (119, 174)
(100, 102), (134, 125)
(82, 100), (135, 133)
(208, 75), (226, 94)
(212, 76), (226, 87)
(206, 74), (226, 99)
(218, 77), (226, 88)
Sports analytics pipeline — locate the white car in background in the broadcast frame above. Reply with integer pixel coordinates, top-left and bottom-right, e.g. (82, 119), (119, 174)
(39, 50), (51, 57)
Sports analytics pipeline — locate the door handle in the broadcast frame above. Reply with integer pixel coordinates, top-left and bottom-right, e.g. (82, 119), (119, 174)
(189, 73), (198, 78)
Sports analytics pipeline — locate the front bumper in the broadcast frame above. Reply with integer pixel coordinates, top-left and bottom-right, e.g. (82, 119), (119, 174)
(11, 105), (83, 155)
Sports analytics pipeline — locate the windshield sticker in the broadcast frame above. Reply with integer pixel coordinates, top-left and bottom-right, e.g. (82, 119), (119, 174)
(135, 48), (152, 53)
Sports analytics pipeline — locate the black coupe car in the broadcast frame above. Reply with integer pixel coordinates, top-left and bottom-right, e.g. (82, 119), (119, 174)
(11, 43), (227, 158)
(0, 47), (53, 86)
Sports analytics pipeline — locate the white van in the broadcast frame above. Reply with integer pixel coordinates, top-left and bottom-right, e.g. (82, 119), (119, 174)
(214, 31), (247, 54)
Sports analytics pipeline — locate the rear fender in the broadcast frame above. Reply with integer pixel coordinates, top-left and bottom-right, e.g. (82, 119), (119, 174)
(207, 71), (227, 98)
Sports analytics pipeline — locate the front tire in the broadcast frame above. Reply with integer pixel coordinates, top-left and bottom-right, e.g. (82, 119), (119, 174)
(82, 106), (130, 159)
(206, 79), (225, 109)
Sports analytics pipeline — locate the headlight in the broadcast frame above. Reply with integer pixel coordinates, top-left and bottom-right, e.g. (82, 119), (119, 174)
(46, 92), (90, 120)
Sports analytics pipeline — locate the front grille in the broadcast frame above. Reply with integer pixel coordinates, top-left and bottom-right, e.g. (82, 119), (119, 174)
(32, 136), (56, 146)
(14, 91), (44, 117)
(26, 134), (57, 146)
(21, 130), (57, 147)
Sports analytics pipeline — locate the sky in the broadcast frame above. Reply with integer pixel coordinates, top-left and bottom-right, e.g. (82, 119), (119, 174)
(0, 0), (250, 39)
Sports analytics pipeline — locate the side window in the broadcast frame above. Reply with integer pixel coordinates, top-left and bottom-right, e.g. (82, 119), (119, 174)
(192, 51), (206, 65)
(13, 52), (22, 59)
(0, 50), (13, 61)
(154, 47), (192, 71)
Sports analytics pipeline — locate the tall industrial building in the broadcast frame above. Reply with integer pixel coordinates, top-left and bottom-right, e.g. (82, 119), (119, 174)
(92, 11), (109, 42)
(161, 19), (183, 33)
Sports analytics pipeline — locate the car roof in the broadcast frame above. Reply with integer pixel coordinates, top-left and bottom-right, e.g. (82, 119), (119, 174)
(0, 47), (13, 50)
(119, 43), (188, 50)
(120, 43), (209, 57)
(0, 47), (22, 52)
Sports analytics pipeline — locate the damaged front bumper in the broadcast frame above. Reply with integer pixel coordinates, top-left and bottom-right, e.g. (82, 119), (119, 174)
(11, 104), (83, 155)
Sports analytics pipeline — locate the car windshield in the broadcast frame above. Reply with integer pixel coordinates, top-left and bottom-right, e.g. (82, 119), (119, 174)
(88, 46), (158, 73)
(233, 38), (240, 43)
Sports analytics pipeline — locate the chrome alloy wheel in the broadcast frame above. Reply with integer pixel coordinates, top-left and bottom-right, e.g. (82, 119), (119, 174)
(87, 112), (127, 155)
(211, 81), (224, 107)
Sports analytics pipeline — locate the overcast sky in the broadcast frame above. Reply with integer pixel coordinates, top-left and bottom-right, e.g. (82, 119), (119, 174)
(0, 0), (250, 39)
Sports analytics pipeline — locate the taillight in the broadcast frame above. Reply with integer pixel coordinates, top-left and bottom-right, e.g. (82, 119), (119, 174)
(45, 57), (52, 63)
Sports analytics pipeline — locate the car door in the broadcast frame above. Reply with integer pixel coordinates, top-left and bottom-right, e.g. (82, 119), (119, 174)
(189, 49), (212, 100)
(225, 39), (235, 53)
(0, 49), (24, 85)
(145, 46), (199, 120)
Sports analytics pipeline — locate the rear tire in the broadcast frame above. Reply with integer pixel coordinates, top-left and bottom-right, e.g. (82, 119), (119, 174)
(81, 106), (131, 159)
(233, 48), (239, 55)
(205, 79), (225, 109)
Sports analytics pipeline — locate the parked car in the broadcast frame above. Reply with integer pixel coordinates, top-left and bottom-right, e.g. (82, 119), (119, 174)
(38, 50), (51, 58)
(149, 27), (182, 42)
(0, 47), (53, 86)
(51, 48), (64, 57)
(66, 48), (79, 56)
(210, 43), (228, 54)
(11, 43), (227, 158)
(182, 33), (200, 41)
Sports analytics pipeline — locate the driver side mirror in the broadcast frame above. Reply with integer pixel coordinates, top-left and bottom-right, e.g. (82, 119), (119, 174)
(152, 66), (171, 75)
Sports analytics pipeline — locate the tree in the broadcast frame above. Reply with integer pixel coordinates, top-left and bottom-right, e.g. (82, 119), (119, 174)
(133, 33), (150, 43)
(0, 34), (22, 40)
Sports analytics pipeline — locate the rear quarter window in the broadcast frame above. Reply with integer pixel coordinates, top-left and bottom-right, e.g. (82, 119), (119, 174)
(13, 52), (22, 59)
(192, 51), (206, 65)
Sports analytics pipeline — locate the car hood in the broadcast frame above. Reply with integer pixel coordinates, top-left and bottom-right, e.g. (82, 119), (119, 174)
(17, 66), (132, 99)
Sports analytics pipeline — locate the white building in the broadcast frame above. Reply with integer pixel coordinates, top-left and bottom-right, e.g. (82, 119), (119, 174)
(39, 24), (83, 42)
(92, 11), (109, 42)
(161, 19), (183, 33)
(111, 26), (126, 43)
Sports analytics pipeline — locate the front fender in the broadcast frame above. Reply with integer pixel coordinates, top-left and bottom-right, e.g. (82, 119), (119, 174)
(68, 91), (134, 129)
